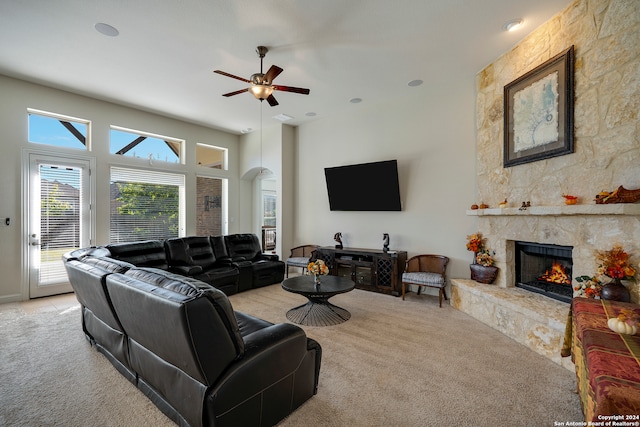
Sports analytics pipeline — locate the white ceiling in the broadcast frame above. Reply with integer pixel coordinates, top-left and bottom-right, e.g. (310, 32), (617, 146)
(0, 0), (570, 135)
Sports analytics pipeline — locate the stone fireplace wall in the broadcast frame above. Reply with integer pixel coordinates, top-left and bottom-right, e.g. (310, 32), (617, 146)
(474, 0), (640, 301)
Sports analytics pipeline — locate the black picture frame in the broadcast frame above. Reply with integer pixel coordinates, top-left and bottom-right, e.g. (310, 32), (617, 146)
(503, 46), (574, 167)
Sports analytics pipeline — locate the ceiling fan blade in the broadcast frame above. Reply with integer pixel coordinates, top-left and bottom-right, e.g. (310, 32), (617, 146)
(266, 94), (279, 107)
(264, 65), (283, 83)
(214, 70), (250, 83)
(222, 88), (249, 97)
(273, 85), (310, 95)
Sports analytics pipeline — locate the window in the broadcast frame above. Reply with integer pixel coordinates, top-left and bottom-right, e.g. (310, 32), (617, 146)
(110, 167), (185, 242)
(110, 126), (182, 164)
(263, 193), (276, 227)
(196, 143), (227, 170)
(28, 109), (89, 150)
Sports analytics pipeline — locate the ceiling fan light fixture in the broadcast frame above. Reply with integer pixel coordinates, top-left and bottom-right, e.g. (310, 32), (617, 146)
(249, 84), (274, 100)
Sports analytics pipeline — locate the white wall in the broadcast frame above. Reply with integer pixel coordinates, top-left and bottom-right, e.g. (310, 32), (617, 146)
(0, 71), (482, 302)
(0, 75), (240, 302)
(294, 81), (479, 281)
(238, 122), (295, 259)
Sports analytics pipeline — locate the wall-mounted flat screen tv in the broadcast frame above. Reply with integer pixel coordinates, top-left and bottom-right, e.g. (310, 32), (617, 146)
(324, 160), (402, 211)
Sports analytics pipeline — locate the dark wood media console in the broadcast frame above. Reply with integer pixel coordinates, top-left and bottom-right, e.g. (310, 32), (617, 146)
(315, 246), (407, 296)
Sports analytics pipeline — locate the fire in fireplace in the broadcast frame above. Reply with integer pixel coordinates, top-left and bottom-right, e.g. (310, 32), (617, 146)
(515, 241), (573, 303)
(538, 261), (571, 285)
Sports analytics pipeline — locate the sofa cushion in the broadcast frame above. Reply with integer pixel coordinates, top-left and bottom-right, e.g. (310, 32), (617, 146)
(123, 268), (244, 349)
(210, 235), (230, 261)
(165, 236), (218, 270)
(81, 256), (135, 273)
(106, 240), (168, 270)
(64, 260), (126, 332)
(124, 267), (213, 296)
(224, 233), (262, 261)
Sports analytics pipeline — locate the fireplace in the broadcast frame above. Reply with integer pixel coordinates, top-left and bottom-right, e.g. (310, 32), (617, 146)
(515, 241), (573, 303)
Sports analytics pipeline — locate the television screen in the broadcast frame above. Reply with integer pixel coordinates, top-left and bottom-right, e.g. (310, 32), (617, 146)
(324, 160), (402, 211)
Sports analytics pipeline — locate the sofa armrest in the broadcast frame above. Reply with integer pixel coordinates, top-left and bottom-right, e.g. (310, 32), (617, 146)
(258, 253), (280, 262)
(170, 265), (203, 276)
(214, 258), (233, 266)
(207, 323), (319, 413)
(230, 260), (252, 269)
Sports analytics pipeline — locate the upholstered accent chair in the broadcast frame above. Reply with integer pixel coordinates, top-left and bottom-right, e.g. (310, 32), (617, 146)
(286, 245), (318, 277)
(401, 254), (450, 307)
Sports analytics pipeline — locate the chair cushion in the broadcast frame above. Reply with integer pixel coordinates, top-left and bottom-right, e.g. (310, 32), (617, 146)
(402, 272), (445, 287)
(287, 257), (310, 268)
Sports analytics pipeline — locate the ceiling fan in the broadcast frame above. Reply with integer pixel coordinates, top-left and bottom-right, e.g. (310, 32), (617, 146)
(214, 46), (310, 107)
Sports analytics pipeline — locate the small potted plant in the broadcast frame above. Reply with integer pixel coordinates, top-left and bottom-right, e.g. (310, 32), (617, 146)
(466, 233), (498, 284)
(594, 244), (636, 302)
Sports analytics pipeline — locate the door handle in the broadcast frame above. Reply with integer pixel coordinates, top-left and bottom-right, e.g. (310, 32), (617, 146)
(30, 234), (40, 246)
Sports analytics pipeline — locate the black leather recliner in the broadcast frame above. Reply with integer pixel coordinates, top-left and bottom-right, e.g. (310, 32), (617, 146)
(164, 236), (239, 295)
(223, 234), (285, 288)
(105, 239), (169, 269)
(105, 267), (321, 427)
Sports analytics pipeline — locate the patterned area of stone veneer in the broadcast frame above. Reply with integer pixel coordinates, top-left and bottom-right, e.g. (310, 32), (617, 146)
(474, 0), (640, 301)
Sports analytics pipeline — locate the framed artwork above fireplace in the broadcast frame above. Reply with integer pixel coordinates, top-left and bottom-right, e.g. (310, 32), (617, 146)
(503, 45), (575, 167)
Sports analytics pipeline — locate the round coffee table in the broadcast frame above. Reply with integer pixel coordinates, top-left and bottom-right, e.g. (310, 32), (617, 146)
(281, 275), (355, 326)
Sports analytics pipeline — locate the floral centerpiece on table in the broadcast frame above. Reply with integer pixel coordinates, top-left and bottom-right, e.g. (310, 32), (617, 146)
(308, 259), (329, 284)
(466, 232), (495, 266)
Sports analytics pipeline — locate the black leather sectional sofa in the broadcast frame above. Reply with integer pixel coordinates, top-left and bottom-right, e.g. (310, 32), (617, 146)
(62, 234), (321, 427)
(100, 233), (285, 295)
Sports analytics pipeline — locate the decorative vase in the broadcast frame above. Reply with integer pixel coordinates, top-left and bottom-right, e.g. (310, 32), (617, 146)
(470, 264), (498, 284)
(600, 278), (630, 303)
(313, 274), (321, 285)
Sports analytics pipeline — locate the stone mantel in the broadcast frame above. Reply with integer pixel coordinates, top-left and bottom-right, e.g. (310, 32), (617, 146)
(470, 204), (640, 302)
(467, 204), (640, 217)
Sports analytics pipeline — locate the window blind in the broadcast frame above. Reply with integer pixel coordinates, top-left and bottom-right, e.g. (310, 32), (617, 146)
(110, 167), (185, 243)
(39, 164), (81, 283)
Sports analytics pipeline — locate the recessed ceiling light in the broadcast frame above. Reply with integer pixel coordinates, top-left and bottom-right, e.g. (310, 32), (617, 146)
(273, 113), (293, 122)
(240, 128), (253, 134)
(408, 79), (423, 87)
(305, 112), (317, 117)
(350, 98), (362, 104)
(95, 22), (119, 37)
(503, 19), (523, 32)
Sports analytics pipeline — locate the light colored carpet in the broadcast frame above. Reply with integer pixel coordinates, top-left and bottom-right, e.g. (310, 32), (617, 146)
(0, 284), (583, 426)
